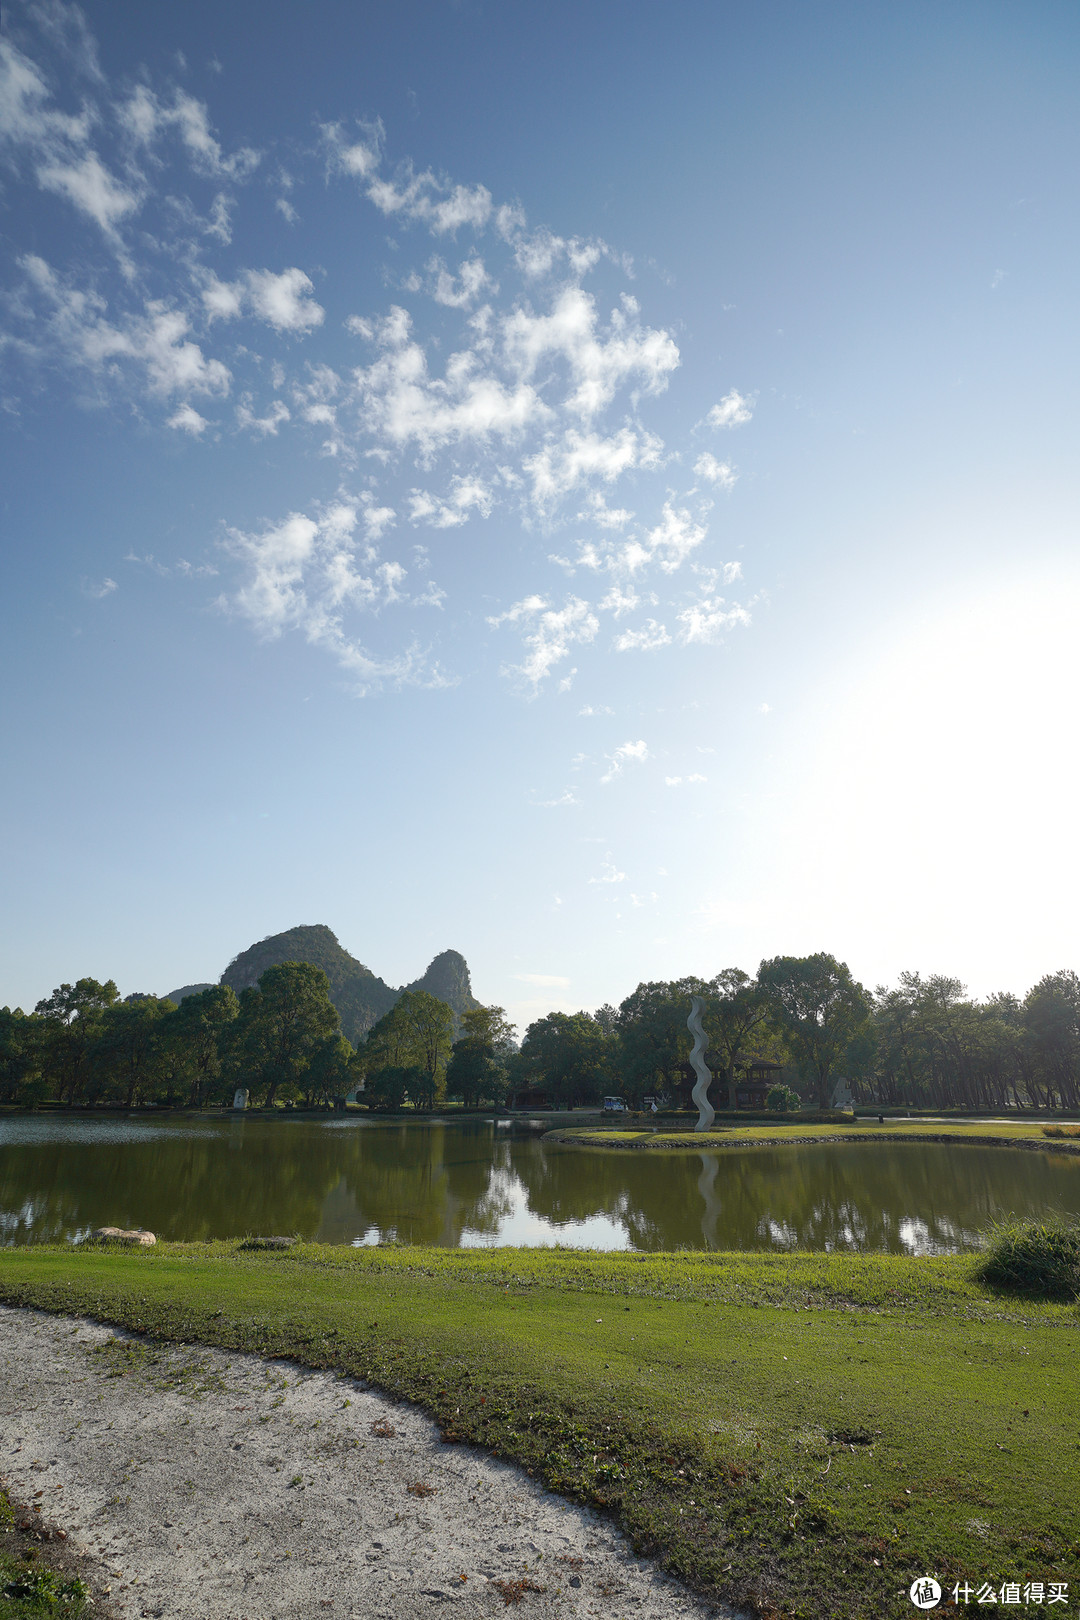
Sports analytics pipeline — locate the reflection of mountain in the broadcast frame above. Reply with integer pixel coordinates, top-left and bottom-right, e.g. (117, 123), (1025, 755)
(213, 924), (481, 1042)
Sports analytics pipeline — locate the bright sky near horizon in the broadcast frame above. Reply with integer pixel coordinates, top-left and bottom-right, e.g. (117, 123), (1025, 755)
(2, 0), (1079, 1031)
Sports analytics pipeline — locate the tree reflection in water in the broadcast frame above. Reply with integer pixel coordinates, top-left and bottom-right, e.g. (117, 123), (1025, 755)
(1, 1116), (1078, 1253)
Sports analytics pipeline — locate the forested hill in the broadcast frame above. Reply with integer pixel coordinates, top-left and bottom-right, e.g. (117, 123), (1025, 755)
(208, 924), (479, 1043)
(405, 950), (480, 1017)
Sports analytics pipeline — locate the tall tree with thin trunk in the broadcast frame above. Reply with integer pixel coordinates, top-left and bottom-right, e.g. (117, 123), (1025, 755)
(758, 953), (871, 1110)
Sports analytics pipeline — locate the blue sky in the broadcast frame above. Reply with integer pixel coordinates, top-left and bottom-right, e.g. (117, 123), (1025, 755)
(3, 0), (1079, 1030)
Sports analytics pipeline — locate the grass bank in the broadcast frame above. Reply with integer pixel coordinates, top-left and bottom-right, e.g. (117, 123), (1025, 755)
(545, 1120), (1080, 1152)
(1, 1245), (1077, 1619)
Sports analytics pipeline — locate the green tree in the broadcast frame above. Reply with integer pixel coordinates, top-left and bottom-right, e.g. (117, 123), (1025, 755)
(0, 1007), (44, 1105)
(227, 962), (340, 1106)
(303, 1032), (355, 1107)
(702, 969), (774, 1111)
(364, 1064), (424, 1110)
(758, 953), (872, 1110)
(1024, 972), (1080, 1110)
(34, 979), (120, 1103)
(516, 1011), (613, 1108)
(446, 1005), (517, 1109)
(92, 995), (177, 1107)
(395, 990), (454, 1108)
(360, 991), (454, 1110)
(615, 979), (706, 1106)
(168, 985), (240, 1107)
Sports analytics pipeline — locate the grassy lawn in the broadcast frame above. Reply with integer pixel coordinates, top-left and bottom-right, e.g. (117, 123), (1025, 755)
(1, 1244), (1077, 1619)
(546, 1120), (1080, 1149)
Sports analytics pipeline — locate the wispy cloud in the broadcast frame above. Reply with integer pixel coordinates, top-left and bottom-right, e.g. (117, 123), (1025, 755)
(613, 619), (670, 652)
(220, 499), (442, 692)
(600, 739), (649, 783)
(693, 452), (737, 489)
(704, 389), (754, 429)
(1, 7), (756, 697)
(81, 575), (117, 599)
(530, 788), (579, 808)
(588, 857), (627, 884)
(489, 595), (599, 692)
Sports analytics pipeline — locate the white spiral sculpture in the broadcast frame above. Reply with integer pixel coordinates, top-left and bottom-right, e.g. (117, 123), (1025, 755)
(687, 995), (715, 1131)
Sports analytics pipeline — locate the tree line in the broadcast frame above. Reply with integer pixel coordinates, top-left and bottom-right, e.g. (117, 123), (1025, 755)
(2, 952), (1079, 1112)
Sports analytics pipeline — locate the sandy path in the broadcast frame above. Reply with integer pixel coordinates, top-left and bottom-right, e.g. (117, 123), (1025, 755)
(1, 1306), (740, 1620)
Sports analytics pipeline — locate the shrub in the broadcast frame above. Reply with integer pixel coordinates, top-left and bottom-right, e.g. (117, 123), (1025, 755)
(1042, 1124), (1080, 1139)
(766, 1085), (801, 1113)
(976, 1216), (1080, 1301)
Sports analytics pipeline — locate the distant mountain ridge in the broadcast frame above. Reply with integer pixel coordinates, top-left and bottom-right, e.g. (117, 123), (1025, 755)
(169, 924), (480, 1043)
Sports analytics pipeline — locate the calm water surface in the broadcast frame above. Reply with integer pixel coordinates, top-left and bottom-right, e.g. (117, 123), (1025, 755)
(2, 1116), (1078, 1253)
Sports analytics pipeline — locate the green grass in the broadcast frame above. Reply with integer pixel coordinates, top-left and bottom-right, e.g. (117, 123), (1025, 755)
(0, 1243), (1077, 1620)
(0, 1496), (87, 1620)
(547, 1119), (1079, 1149)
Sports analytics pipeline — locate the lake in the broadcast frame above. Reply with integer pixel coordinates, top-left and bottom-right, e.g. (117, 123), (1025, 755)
(2, 1115), (1077, 1253)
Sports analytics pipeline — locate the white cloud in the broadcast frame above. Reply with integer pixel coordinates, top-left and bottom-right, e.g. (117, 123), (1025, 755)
(677, 595), (752, 644)
(119, 85), (259, 179)
(580, 492), (634, 529)
(1, 18), (758, 699)
(665, 776), (682, 787)
(360, 498), (396, 541)
(643, 502), (707, 573)
(694, 452), (737, 489)
(352, 305), (545, 455)
(589, 859), (626, 884)
(514, 973), (571, 987)
(613, 618), (671, 652)
(408, 476), (492, 528)
(167, 402), (210, 435)
(599, 585), (639, 617)
(247, 268), (323, 332)
(510, 226), (607, 281)
(236, 394), (290, 436)
(221, 500), (432, 691)
(578, 704), (613, 716)
(489, 594), (599, 691)
(203, 268), (324, 332)
(428, 255), (493, 308)
(531, 790), (579, 808)
(82, 575), (117, 599)
(502, 286), (678, 418)
(37, 150), (140, 233)
(524, 426), (663, 508)
(368, 169), (493, 235)
(600, 739), (649, 783)
(276, 197), (298, 224)
(556, 497), (706, 579)
(705, 390), (754, 429)
(20, 257), (232, 397)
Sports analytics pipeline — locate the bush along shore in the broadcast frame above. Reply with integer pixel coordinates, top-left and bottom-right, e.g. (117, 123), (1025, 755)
(1, 1241), (1078, 1620)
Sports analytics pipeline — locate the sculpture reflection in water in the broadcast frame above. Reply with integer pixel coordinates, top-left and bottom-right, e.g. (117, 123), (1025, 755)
(687, 996), (715, 1131)
(697, 1153), (723, 1249)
